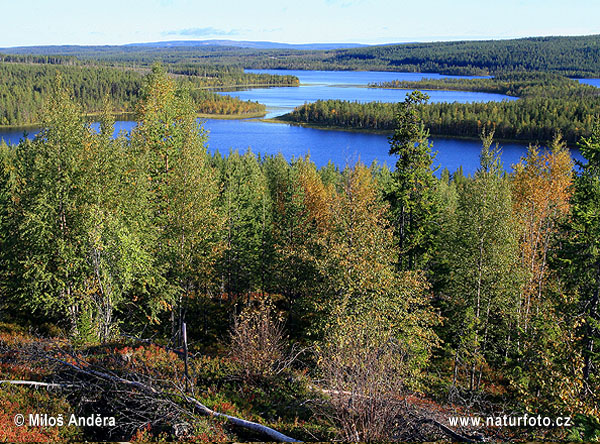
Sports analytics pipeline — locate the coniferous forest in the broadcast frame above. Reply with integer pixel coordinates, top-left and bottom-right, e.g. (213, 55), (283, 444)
(4, 34), (600, 76)
(0, 61), (298, 126)
(280, 72), (600, 144)
(1, 60), (600, 442)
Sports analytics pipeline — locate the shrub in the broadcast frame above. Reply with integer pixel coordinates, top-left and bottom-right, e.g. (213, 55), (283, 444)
(316, 309), (421, 442)
(229, 297), (289, 383)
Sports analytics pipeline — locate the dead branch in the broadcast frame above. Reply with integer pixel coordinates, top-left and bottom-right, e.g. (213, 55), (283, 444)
(417, 417), (484, 443)
(309, 382), (484, 443)
(46, 354), (300, 442)
(0, 380), (77, 389)
(180, 391), (300, 442)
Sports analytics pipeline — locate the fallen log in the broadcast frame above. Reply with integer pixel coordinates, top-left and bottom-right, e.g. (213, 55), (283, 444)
(46, 355), (301, 442)
(0, 380), (76, 389)
(181, 392), (300, 442)
(417, 417), (484, 443)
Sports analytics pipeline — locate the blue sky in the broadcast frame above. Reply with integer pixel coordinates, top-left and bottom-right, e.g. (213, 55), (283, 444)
(1, 0), (599, 47)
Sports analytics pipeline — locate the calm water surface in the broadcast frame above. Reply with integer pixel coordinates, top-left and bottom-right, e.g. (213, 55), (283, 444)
(577, 78), (600, 88)
(226, 69), (514, 119)
(0, 70), (590, 174)
(221, 85), (516, 119)
(2, 119), (582, 175)
(246, 69), (491, 85)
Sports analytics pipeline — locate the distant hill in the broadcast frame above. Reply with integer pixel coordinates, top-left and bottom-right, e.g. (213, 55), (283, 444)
(1, 35), (599, 77)
(124, 40), (369, 50)
(328, 35), (600, 76)
(0, 40), (369, 54)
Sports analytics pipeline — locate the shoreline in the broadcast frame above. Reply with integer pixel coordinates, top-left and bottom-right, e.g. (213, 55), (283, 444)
(198, 83), (299, 90)
(0, 115), (576, 150)
(368, 85), (515, 96)
(263, 117), (577, 148)
(0, 111), (268, 130)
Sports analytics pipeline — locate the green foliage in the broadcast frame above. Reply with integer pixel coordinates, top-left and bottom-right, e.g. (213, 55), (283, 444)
(567, 414), (600, 442)
(318, 163), (439, 375)
(441, 134), (523, 390)
(1, 78), (163, 338)
(218, 150), (272, 298)
(371, 71), (599, 98)
(8, 35), (599, 76)
(264, 155), (325, 328)
(0, 62), (139, 125)
(314, 163), (439, 440)
(0, 61), (288, 126)
(3, 57), (600, 439)
(387, 91), (438, 271)
(557, 120), (600, 413)
(132, 64), (225, 333)
(282, 72), (600, 145)
(4, 80), (95, 327)
(318, 35), (600, 76)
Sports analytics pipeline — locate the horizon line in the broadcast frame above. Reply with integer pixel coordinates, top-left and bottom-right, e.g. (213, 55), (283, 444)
(2, 33), (599, 50)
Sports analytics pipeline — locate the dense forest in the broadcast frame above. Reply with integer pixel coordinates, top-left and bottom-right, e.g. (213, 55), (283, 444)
(279, 97), (600, 144)
(0, 61), (297, 125)
(1, 68), (599, 442)
(280, 73), (600, 144)
(330, 35), (600, 76)
(370, 72), (600, 98)
(3, 34), (600, 76)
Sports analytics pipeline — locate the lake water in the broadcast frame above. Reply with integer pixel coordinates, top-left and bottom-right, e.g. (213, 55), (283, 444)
(246, 69), (491, 85)
(0, 69), (589, 174)
(226, 69), (514, 119)
(578, 78), (600, 88)
(2, 119), (580, 175)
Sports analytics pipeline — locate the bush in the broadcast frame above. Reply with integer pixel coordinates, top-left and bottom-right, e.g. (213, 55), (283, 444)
(229, 297), (290, 383)
(316, 314), (415, 442)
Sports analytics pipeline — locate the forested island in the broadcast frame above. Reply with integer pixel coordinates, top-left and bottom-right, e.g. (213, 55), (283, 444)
(1, 65), (600, 442)
(279, 72), (600, 144)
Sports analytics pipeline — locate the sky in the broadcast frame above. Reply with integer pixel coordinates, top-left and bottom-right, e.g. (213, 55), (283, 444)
(1, 0), (599, 47)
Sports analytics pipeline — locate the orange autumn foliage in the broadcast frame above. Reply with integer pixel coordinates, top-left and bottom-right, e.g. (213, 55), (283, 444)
(512, 135), (573, 331)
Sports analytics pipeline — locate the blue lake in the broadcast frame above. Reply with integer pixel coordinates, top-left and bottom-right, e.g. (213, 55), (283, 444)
(225, 69), (514, 119)
(246, 69), (491, 85)
(2, 119), (581, 175)
(221, 85), (515, 119)
(0, 69), (588, 174)
(577, 78), (600, 88)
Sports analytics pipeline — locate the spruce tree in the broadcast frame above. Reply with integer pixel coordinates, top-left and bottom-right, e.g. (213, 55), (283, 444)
(558, 121), (600, 410)
(387, 91), (438, 271)
(218, 149), (271, 300)
(7, 79), (93, 331)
